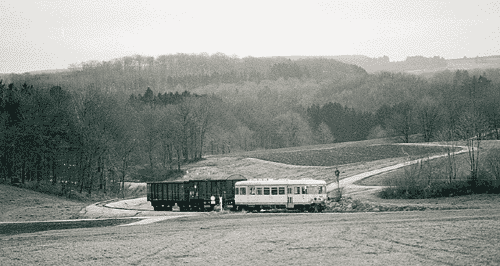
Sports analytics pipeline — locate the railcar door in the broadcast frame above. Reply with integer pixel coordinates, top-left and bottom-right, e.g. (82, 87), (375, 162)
(287, 187), (294, 208)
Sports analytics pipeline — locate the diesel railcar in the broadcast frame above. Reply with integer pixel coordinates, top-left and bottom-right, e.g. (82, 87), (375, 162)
(147, 178), (246, 211)
(234, 179), (327, 212)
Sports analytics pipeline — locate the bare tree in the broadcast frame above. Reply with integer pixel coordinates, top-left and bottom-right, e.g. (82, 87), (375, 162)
(140, 106), (161, 169)
(416, 96), (441, 142)
(273, 111), (313, 147)
(385, 102), (415, 143)
(315, 122), (335, 144)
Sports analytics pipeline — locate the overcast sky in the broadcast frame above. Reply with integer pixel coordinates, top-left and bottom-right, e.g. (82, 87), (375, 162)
(1, 0), (499, 73)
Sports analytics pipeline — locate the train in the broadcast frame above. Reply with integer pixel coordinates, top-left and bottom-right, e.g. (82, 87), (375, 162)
(147, 177), (245, 211)
(147, 177), (328, 212)
(234, 179), (327, 212)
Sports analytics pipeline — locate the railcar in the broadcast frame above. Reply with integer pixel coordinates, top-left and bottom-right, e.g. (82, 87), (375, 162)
(234, 179), (327, 212)
(147, 178), (246, 211)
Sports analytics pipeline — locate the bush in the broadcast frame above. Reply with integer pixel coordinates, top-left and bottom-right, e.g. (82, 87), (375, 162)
(380, 179), (500, 199)
(482, 148), (500, 181)
(328, 187), (344, 202)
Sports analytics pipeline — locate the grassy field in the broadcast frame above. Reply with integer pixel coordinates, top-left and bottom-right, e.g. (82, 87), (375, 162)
(245, 144), (453, 166)
(0, 182), (147, 222)
(357, 140), (500, 187)
(0, 184), (90, 222)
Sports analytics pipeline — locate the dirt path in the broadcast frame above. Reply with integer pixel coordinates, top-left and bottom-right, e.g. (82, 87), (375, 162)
(327, 143), (468, 197)
(182, 143), (468, 197)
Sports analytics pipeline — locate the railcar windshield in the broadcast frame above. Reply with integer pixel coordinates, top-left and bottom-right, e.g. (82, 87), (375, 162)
(307, 185), (326, 194)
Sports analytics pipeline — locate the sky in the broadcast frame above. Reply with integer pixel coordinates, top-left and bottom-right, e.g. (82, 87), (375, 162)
(1, 0), (499, 73)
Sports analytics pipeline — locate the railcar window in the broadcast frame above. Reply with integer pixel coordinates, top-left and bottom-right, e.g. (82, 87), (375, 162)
(257, 187), (263, 195)
(287, 187), (292, 194)
(264, 187), (270, 195)
(302, 186), (308, 194)
(279, 187), (285, 195)
(250, 186), (256, 195)
(319, 186), (323, 194)
(295, 187), (300, 194)
(240, 187), (246, 195)
(271, 187), (278, 195)
(235, 187), (239, 195)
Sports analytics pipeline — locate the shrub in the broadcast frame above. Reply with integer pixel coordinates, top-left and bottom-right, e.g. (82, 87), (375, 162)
(482, 148), (500, 181)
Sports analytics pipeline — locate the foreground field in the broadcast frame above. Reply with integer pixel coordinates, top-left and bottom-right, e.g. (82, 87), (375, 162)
(2, 209), (500, 265)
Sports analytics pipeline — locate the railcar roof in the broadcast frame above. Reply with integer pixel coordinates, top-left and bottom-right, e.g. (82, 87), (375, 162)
(147, 178), (247, 184)
(235, 179), (326, 186)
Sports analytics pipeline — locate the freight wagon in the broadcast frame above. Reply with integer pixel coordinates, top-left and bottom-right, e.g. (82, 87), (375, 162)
(234, 179), (327, 212)
(147, 177), (246, 211)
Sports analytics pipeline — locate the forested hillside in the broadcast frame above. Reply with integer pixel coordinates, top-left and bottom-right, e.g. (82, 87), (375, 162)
(2, 53), (500, 197)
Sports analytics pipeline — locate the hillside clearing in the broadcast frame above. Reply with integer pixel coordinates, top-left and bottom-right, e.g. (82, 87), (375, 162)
(0, 184), (90, 222)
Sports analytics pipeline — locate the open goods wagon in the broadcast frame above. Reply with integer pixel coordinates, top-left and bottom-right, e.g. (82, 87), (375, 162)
(147, 178), (246, 211)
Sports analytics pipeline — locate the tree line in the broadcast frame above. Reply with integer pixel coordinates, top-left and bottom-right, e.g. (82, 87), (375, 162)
(7, 53), (365, 94)
(0, 80), (226, 197)
(2, 53), (500, 199)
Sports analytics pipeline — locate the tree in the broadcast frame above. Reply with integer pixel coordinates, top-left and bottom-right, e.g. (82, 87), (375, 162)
(457, 111), (489, 184)
(273, 111), (313, 148)
(70, 88), (119, 195)
(140, 106), (161, 169)
(416, 97), (442, 142)
(315, 122), (335, 144)
(190, 97), (214, 159)
(142, 87), (154, 105)
(175, 99), (193, 161)
(234, 125), (255, 151)
(157, 105), (182, 170)
(112, 103), (142, 197)
(385, 102), (415, 143)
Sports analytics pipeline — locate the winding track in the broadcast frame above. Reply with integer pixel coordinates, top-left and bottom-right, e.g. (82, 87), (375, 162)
(84, 143), (469, 225)
(327, 143), (469, 196)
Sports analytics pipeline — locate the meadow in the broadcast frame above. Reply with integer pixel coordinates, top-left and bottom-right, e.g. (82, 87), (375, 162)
(242, 144), (454, 167)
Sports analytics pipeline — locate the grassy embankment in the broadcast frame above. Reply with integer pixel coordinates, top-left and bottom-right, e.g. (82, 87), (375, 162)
(0, 181), (146, 222)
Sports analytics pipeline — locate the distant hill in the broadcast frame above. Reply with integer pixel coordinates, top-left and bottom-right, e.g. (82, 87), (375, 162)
(1, 68), (70, 76)
(27, 68), (70, 74)
(285, 55), (500, 75)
